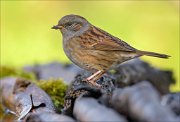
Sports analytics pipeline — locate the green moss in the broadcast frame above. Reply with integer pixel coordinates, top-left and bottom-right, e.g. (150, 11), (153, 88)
(0, 66), (68, 112)
(36, 79), (68, 112)
(0, 66), (36, 80)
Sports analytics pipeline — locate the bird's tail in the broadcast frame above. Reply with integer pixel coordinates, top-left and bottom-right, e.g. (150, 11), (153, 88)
(136, 50), (170, 59)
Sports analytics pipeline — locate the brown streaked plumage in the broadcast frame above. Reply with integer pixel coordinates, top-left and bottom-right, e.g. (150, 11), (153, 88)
(52, 14), (170, 88)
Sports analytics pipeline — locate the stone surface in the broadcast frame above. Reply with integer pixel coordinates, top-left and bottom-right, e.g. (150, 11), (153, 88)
(111, 81), (177, 122)
(73, 97), (127, 122)
(25, 112), (76, 122)
(161, 92), (180, 116)
(1, 59), (178, 122)
(23, 62), (82, 84)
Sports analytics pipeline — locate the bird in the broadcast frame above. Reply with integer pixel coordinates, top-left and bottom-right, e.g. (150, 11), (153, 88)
(52, 14), (170, 88)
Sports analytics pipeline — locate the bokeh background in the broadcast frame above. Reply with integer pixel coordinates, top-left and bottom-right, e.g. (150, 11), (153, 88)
(1, 1), (179, 91)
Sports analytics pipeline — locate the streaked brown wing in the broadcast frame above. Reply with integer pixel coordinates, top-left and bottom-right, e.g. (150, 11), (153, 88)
(80, 25), (137, 52)
(92, 39), (136, 51)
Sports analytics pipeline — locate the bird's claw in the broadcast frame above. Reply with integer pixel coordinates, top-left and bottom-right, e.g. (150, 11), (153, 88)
(82, 78), (101, 88)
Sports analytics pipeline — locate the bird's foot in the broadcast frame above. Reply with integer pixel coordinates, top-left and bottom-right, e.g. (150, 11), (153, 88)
(82, 70), (105, 88)
(82, 78), (101, 88)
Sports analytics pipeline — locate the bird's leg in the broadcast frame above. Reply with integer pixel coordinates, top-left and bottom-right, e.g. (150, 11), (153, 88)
(86, 70), (102, 81)
(84, 70), (105, 88)
(87, 70), (105, 81)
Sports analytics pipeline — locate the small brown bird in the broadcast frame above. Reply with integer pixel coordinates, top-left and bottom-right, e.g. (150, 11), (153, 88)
(52, 14), (170, 88)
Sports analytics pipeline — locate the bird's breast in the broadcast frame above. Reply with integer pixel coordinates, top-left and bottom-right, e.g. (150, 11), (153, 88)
(63, 37), (90, 69)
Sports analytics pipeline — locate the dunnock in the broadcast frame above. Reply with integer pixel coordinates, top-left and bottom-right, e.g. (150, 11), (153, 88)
(52, 14), (169, 88)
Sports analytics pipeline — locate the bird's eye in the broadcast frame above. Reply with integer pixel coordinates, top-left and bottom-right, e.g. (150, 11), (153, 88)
(65, 22), (82, 31)
(65, 23), (73, 27)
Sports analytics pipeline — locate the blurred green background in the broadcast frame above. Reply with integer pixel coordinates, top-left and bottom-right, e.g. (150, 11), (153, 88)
(1, 1), (179, 91)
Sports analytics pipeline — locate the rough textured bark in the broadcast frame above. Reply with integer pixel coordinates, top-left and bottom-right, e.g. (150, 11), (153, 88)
(63, 73), (114, 116)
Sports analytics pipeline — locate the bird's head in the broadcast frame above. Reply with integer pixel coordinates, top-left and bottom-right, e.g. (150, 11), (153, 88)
(52, 14), (90, 38)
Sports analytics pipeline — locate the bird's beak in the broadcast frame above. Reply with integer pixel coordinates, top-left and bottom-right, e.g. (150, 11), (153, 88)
(51, 25), (63, 30)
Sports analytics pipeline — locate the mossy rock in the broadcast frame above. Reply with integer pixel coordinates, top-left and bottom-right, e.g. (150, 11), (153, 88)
(36, 79), (68, 112)
(0, 65), (68, 113)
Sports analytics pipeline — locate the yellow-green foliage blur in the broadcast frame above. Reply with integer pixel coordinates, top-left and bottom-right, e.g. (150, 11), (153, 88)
(1, 1), (179, 91)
